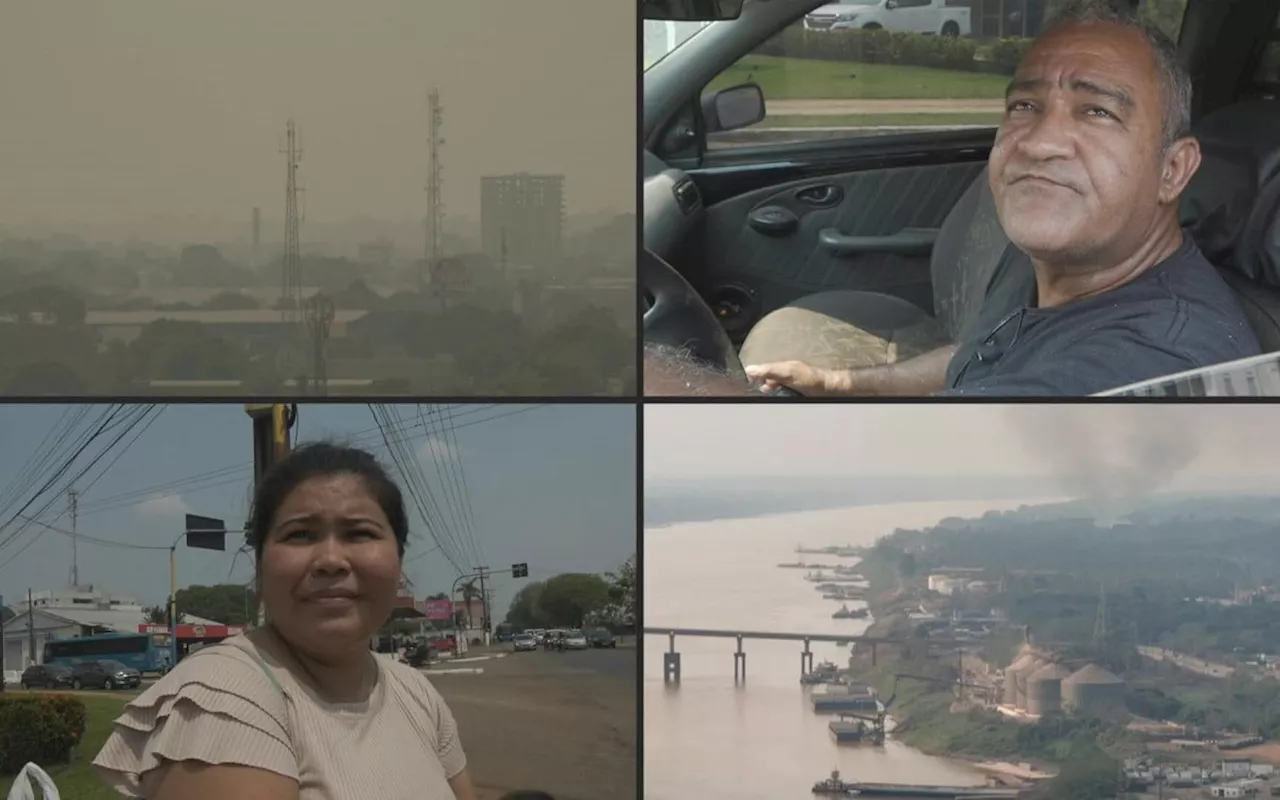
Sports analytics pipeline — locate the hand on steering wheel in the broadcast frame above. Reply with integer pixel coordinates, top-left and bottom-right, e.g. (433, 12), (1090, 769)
(745, 360), (827, 396)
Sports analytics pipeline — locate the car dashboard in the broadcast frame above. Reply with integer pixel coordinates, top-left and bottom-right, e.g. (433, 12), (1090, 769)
(643, 149), (705, 264)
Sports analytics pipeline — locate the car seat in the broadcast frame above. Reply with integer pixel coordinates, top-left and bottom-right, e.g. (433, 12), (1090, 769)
(1180, 97), (1280, 352)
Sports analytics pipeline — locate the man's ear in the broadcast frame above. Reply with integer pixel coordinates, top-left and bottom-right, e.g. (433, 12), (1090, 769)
(1159, 135), (1201, 205)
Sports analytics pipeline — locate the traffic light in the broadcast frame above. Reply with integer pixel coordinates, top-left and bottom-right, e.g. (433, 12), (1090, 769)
(512, 563), (528, 578)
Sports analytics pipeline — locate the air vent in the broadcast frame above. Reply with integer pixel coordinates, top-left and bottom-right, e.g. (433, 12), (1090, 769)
(672, 179), (702, 215)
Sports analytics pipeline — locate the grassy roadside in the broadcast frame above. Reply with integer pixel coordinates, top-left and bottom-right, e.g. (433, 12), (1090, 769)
(0, 693), (131, 800)
(708, 54), (1009, 99)
(759, 112), (1002, 128)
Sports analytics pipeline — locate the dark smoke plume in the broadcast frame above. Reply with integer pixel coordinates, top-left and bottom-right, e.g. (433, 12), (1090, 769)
(1005, 406), (1201, 521)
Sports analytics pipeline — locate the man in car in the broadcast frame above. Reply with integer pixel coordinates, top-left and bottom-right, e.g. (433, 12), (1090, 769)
(745, 0), (1261, 397)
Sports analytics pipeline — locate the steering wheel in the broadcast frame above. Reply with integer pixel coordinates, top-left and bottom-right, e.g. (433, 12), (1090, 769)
(641, 247), (749, 380)
(642, 247), (811, 396)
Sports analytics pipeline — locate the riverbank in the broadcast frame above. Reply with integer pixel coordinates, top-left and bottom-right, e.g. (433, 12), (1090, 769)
(851, 550), (1069, 777)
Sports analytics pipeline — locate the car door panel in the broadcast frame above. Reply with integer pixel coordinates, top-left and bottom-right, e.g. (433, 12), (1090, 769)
(689, 159), (985, 338)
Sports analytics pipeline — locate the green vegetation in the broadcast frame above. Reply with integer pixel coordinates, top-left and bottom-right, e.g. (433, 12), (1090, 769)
(504, 556), (636, 632)
(761, 113), (1003, 128)
(709, 54), (1009, 100)
(0, 693), (127, 800)
(850, 495), (1280, 766)
(862, 658), (1135, 765)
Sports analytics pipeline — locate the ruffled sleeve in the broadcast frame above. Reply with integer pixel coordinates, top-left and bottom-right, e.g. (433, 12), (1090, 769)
(91, 649), (298, 797)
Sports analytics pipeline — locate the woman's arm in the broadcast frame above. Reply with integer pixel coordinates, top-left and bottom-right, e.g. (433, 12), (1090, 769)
(447, 767), (479, 800)
(142, 761), (300, 800)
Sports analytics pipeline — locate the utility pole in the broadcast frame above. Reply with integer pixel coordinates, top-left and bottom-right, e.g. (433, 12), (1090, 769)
(0, 592), (6, 692)
(27, 588), (35, 667)
(68, 488), (79, 587)
(304, 294), (334, 396)
(246, 404), (294, 627)
(473, 566), (490, 645)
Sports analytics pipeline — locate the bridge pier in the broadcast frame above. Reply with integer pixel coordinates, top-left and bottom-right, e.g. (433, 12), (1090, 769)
(801, 638), (813, 678)
(733, 634), (746, 683)
(664, 632), (681, 683)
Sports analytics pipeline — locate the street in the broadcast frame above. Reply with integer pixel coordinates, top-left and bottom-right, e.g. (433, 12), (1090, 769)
(428, 643), (637, 800)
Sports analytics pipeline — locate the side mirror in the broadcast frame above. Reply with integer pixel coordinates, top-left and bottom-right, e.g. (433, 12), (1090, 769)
(885, 0), (898, 8)
(643, 0), (744, 21)
(701, 83), (766, 134)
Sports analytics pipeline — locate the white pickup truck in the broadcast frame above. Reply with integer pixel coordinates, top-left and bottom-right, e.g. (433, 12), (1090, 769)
(804, 0), (972, 37)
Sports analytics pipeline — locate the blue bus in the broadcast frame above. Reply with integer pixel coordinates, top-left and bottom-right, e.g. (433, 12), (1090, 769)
(43, 631), (173, 674)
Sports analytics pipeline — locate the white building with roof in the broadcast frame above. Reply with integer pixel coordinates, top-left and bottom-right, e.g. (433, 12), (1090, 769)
(2, 586), (220, 672)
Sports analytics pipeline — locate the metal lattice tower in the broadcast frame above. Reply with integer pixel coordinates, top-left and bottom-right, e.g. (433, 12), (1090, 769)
(425, 89), (445, 274)
(304, 293), (335, 396)
(281, 120), (304, 324)
(1093, 581), (1109, 646)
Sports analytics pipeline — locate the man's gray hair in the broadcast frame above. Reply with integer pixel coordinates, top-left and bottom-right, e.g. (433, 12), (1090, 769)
(643, 343), (757, 396)
(1042, 0), (1192, 148)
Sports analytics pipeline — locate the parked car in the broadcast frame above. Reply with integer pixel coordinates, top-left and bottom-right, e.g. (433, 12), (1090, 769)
(68, 660), (113, 691)
(586, 628), (618, 648)
(98, 659), (143, 689)
(19, 663), (74, 690)
(564, 630), (589, 650)
(804, 0), (970, 37)
(513, 633), (538, 652)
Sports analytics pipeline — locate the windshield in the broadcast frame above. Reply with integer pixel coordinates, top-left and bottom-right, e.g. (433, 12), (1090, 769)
(101, 660), (125, 671)
(1094, 352), (1280, 397)
(644, 20), (713, 71)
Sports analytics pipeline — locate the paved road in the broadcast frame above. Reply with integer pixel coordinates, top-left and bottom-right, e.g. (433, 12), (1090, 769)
(428, 646), (637, 800)
(768, 98), (1004, 115)
(1138, 645), (1236, 679)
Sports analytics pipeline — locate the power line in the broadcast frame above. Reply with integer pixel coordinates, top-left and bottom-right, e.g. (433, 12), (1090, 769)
(71, 404), (543, 519)
(0, 406), (159, 569)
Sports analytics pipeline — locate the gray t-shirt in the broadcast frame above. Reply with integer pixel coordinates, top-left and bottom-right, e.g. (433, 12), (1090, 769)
(940, 234), (1261, 396)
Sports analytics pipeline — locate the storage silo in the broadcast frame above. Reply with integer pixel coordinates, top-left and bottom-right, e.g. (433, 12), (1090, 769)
(1025, 662), (1071, 715)
(1005, 652), (1045, 709)
(1003, 653), (1035, 707)
(1063, 664), (1126, 717)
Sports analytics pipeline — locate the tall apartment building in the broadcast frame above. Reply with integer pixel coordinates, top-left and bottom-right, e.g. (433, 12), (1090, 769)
(480, 173), (565, 270)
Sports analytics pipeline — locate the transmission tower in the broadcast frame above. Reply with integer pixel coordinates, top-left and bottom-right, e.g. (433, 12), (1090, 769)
(281, 120), (304, 325)
(304, 293), (335, 396)
(425, 89), (445, 278)
(1093, 581), (1109, 646)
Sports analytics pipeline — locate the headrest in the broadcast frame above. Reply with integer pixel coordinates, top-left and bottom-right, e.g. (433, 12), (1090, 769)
(1181, 98), (1280, 287)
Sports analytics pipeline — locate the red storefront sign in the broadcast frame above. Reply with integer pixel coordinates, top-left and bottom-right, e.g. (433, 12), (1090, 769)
(138, 623), (246, 639)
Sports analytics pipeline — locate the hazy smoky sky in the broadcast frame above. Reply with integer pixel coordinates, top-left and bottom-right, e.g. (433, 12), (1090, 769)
(0, 1), (635, 236)
(644, 405), (1279, 494)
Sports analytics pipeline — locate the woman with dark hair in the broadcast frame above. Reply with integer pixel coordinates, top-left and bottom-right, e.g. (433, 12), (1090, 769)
(92, 442), (479, 800)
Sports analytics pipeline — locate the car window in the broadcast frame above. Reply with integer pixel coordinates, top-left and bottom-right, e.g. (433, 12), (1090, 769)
(1094, 352), (1280, 397)
(645, 20), (713, 71)
(704, 0), (1189, 150)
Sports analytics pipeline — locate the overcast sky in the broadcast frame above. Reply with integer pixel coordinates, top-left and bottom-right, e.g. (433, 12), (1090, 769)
(0, 404), (635, 621)
(0, 1), (634, 234)
(644, 404), (1280, 489)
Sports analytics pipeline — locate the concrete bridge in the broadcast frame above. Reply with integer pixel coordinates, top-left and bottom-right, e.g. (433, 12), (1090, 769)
(643, 627), (963, 683)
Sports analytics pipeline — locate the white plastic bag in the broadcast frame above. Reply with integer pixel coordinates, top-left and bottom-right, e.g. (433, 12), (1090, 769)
(5, 763), (60, 800)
